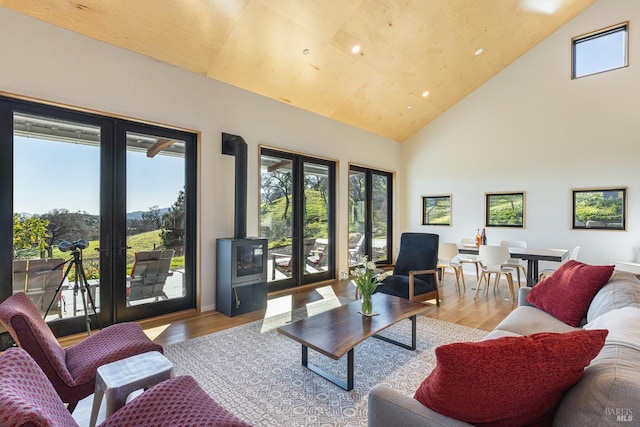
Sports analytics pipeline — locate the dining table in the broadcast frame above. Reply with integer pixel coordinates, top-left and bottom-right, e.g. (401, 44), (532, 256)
(457, 244), (570, 287)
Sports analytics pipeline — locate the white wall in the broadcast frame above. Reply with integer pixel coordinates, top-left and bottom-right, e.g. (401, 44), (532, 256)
(402, 0), (640, 270)
(0, 7), (401, 311)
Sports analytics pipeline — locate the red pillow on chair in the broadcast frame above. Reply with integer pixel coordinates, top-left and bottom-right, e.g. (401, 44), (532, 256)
(414, 329), (607, 426)
(526, 260), (614, 326)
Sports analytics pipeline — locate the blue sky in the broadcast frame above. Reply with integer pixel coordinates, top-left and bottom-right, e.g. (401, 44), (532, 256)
(14, 136), (184, 215)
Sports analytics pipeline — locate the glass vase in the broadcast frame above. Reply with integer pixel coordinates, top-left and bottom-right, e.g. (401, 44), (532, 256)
(361, 292), (373, 315)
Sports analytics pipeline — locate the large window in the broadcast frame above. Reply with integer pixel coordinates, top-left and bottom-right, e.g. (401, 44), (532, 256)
(572, 22), (628, 79)
(349, 166), (393, 266)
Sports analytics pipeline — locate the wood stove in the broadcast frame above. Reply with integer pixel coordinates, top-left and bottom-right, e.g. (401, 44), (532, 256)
(216, 133), (268, 317)
(216, 238), (267, 316)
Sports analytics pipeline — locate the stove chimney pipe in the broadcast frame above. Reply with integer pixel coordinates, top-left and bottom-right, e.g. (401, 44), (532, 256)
(222, 132), (247, 239)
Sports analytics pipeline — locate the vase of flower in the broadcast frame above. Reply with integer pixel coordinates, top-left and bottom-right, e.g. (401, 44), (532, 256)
(352, 256), (382, 316)
(361, 291), (373, 315)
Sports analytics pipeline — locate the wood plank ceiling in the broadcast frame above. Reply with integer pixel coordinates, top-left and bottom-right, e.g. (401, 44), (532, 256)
(1, 0), (596, 142)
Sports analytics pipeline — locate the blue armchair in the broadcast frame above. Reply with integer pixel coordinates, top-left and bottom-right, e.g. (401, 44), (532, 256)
(375, 233), (440, 305)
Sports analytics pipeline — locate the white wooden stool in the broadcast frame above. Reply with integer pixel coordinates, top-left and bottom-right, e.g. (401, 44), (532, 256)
(89, 351), (173, 427)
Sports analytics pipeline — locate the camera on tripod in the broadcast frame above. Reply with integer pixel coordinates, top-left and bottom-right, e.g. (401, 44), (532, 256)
(58, 239), (89, 252)
(46, 237), (100, 335)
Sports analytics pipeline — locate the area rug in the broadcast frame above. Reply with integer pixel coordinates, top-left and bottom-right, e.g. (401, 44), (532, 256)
(164, 298), (487, 427)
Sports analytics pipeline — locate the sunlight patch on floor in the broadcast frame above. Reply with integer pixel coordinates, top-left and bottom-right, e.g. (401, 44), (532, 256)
(306, 285), (342, 317)
(143, 324), (171, 341)
(260, 295), (293, 333)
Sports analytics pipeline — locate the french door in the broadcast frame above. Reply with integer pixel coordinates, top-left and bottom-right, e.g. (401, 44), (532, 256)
(0, 96), (196, 341)
(260, 148), (335, 292)
(348, 166), (393, 267)
(114, 121), (197, 322)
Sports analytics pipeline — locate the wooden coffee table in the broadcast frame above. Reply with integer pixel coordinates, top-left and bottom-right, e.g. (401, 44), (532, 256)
(277, 293), (428, 391)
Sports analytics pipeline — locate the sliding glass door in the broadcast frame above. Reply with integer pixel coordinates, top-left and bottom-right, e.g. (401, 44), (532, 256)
(261, 148), (335, 292)
(349, 166), (393, 266)
(0, 96), (196, 341)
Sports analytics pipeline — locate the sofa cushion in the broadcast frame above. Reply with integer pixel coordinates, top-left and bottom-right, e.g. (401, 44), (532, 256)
(414, 329), (608, 427)
(584, 306), (640, 350)
(587, 272), (640, 322)
(526, 260), (614, 327)
(494, 306), (580, 336)
(553, 344), (640, 426)
(480, 329), (522, 341)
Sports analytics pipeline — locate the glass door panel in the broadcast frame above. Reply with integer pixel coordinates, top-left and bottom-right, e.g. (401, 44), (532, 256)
(348, 166), (392, 266)
(348, 169), (366, 267)
(260, 153), (295, 287)
(303, 161), (331, 279)
(372, 173), (391, 263)
(124, 131), (187, 308)
(12, 112), (102, 324)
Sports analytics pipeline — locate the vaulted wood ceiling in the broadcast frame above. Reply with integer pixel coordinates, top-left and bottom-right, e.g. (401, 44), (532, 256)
(1, 0), (596, 141)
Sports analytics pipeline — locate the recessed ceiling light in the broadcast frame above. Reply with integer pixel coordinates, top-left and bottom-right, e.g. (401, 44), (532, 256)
(407, 105), (413, 110)
(351, 45), (361, 54)
(303, 48), (310, 55)
(475, 48), (484, 56)
(521, 0), (560, 15)
(422, 91), (430, 98)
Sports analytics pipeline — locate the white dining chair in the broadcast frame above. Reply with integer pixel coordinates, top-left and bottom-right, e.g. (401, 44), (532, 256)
(538, 246), (580, 281)
(437, 242), (465, 294)
(474, 245), (516, 304)
(458, 238), (482, 280)
(500, 240), (527, 287)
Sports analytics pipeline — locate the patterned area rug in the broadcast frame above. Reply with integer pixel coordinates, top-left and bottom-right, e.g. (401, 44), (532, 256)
(165, 297), (487, 427)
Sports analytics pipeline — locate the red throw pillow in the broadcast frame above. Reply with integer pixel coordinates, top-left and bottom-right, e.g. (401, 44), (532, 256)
(414, 330), (607, 427)
(526, 260), (614, 326)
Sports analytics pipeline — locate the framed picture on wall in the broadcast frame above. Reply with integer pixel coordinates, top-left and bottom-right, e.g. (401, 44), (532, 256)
(422, 194), (452, 226)
(572, 187), (627, 230)
(485, 192), (525, 228)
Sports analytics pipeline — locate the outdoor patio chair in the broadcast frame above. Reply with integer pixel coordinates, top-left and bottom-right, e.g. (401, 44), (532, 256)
(271, 238), (315, 279)
(24, 258), (66, 318)
(348, 235), (365, 265)
(0, 347), (251, 427)
(306, 243), (328, 270)
(127, 249), (175, 305)
(0, 292), (163, 413)
(12, 259), (28, 294)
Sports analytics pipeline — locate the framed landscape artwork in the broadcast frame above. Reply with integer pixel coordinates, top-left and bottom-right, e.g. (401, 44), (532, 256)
(572, 187), (627, 230)
(422, 195), (451, 226)
(485, 192), (525, 228)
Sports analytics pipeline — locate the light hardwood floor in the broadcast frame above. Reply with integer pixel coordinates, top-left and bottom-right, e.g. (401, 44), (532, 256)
(59, 272), (517, 348)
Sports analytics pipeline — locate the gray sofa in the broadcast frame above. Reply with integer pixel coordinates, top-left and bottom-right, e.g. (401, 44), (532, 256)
(368, 271), (640, 426)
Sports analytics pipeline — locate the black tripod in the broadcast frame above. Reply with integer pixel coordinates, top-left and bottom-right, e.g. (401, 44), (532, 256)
(45, 241), (100, 336)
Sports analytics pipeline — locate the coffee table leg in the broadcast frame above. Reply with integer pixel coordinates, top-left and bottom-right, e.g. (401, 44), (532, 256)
(301, 345), (354, 391)
(373, 315), (417, 350)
